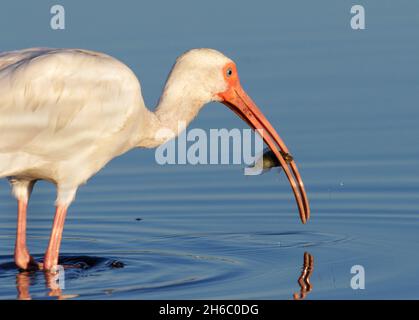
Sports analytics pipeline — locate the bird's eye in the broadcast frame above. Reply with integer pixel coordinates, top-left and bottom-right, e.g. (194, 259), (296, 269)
(226, 67), (233, 77)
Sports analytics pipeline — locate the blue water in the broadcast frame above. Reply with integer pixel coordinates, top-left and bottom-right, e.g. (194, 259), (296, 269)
(0, 0), (418, 299)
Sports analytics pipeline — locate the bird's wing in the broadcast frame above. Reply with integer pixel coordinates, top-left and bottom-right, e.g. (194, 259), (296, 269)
(0, 48), (143, 158)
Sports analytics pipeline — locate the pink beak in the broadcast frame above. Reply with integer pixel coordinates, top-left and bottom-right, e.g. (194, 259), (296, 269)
(218, 70), (310, 224)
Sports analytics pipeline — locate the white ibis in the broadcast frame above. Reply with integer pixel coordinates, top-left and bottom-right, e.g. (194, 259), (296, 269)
(0, 48), (310, 272)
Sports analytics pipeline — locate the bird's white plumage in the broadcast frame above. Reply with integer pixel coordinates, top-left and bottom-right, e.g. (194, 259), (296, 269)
(0, 47), (232, 205)
(0, 49), (147, 191)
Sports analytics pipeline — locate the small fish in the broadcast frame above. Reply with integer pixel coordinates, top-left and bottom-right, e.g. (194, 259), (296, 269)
(245, 147), (293, 175)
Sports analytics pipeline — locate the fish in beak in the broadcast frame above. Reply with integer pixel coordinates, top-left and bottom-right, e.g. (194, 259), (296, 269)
(218, 63), (310, 224)
(247, 147), (292, 175)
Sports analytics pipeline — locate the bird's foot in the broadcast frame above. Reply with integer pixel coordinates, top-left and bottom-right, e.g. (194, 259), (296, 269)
(42, 261), (59, 273)
(42, 256), (77, 273)
(14, 250), (41, 271)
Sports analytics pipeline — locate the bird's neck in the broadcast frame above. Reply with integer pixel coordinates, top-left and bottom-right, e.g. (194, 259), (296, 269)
(137, 88), (206, 148)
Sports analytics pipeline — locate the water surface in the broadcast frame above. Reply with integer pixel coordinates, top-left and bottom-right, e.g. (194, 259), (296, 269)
(0, 0), (418, 299)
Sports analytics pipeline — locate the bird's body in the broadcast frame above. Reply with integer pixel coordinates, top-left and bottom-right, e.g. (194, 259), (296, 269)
(0, 48), (151, 200)
(0, 47), (309, 272)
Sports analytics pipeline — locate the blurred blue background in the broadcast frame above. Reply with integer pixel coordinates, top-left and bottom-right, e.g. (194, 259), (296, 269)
(0, 0), (418, 299)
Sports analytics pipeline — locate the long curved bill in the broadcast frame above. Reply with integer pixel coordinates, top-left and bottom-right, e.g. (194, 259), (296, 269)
(219, 81), (310, 224)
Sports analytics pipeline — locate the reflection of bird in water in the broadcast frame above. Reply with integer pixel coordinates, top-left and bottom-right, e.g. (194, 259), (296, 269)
(0, 48), (310, 272)
(16, 269), (78, 300)
(293, 252), (314, 300)
(15, 271), (31, 300)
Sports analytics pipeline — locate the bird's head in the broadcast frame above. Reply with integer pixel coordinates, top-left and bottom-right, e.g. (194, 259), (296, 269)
(162, 48), (310, 223)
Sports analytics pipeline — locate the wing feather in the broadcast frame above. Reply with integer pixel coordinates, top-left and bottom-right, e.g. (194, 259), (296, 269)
(0, 48), (143, 159)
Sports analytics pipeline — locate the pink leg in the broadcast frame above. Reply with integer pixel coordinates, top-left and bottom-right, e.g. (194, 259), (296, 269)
(14, 200), (38, 270)
(43, 206), (68, 271)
